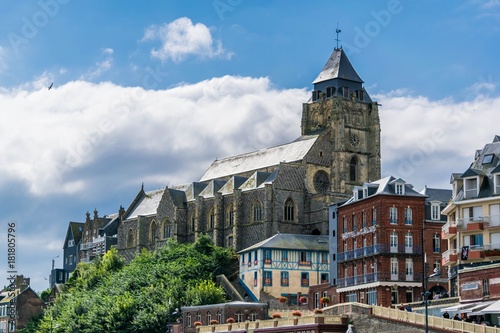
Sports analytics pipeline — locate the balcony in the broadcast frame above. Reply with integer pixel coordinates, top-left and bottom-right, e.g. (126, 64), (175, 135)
(457, 214), (500, 230)
(338, 244), (422, 262)
(468, 246), (484, 259)
(441, 221), (457, 239)
(442, 248), (458, 266)
(337, 272), (423, 288)
(483, 244), (500, 257)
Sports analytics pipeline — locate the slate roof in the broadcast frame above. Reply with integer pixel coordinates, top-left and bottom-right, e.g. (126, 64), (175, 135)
(369, 176), (425, 197)
(64, 221), (84, 248)
(312, 47), (363, 84)
(184, 182), (208, 201)
(448, 135), (500, 203)
(238, 233), (328, 253)
(126, 188), (164, 219)
(218, 176), (248, 196)
(420, 187), (452, 203)
(69, 222), (84, 242)
(199, 179), (227, 198)
(167, 188), (187, 207)
(200, 135), (319, 182)
(239, 171), (272, 191)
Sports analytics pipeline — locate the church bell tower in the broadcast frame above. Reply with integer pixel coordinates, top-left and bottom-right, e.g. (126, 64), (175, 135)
(301, 47), (381, 196)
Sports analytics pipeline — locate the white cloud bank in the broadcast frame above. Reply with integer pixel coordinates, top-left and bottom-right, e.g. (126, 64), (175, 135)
(1, 75), (499, 198)
(0, 75), (306, 196)
(143, 17), (232, 62)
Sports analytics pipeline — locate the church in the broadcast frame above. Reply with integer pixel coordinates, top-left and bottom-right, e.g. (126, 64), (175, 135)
(110, 46), (382, 260)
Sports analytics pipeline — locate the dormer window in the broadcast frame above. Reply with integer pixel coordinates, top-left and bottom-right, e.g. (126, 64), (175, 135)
(342, 87), (349, 98)
(356, 90), (364, 101)
(326, 86), (335, 98)
(363, 187), (368, 198)
(312, 90), (319, 101)
(431, 202), (441, 221)
(483, 154), (494, 164)
(464, 177), (479, 198)
(353, 189), (359, 201)
(395, 183), (405, 195)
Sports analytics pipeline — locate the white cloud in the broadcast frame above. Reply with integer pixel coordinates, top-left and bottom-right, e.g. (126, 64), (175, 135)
(2, 71), (500, 199)
(143, 17), (232, 62)
(375, 91), (500, 189)
(81, 48), (114, 80)
(0, 76), (306, 196)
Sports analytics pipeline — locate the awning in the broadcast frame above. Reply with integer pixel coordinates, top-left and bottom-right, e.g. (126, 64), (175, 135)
(440, 303), (476, 313)
(477, 299), (500, 314)
(464, 301), (495, 316)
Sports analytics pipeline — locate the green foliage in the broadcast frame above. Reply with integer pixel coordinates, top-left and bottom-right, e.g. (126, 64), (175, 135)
(39, 288), (51, 302)
(185, 280), (226, 306)
(24, 237), (236, 333)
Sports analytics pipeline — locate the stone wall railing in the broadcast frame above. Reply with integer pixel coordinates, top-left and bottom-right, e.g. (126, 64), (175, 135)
(196, 315), (347, 333)
(373, 304), (500, 333)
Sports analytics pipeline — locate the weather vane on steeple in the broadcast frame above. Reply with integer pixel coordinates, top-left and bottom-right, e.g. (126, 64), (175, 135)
(335, 22), (341, 50)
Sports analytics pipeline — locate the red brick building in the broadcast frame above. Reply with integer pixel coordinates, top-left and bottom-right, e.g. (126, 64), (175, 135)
(334, 176), (438, 307)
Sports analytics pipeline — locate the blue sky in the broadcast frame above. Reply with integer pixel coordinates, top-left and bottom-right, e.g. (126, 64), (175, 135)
(1, 0), (500, 292)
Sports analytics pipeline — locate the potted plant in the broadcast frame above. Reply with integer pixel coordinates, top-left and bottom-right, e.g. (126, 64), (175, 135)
(292, 310), (302, 317)
(271, 312), (282, 319)
(210, 320), (218, 325)
(320, 296), (330, 305)
(313, 308), (325, 324)
(226, 318), (235, 324)
(272, 312), (281, 327)
(299, 296), (307, 304)
(194, 321), (202, 327)
(278, 296), (287, 303)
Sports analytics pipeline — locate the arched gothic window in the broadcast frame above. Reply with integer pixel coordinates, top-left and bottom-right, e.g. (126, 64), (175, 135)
(208, 207), (215, 229)
(226, 204), (234, 227)
(349, 156), (358, 182)
(127, 229), (134, 247)
(163, 220), (171, 239)
(150, 220), (157, 243)
(284, 198), (295, 221)
(253, 201), (262, 222)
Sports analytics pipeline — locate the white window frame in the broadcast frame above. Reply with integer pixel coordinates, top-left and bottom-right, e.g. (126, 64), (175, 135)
(405, 232), (413, 253)
(390, 207), (398, 224)
(395, 183), (405, 195)
(433, 234), (440, 253)
(391, 258), (398, 281)
(464, 176), (479, 199)
(390, 231), (398, 253)
(431, 203), (440, 220)
(405, 207), (413, 225)
(405, 258), (413, 281)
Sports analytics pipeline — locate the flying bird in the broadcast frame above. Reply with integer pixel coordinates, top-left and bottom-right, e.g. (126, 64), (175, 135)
(48, 82), (53, 90)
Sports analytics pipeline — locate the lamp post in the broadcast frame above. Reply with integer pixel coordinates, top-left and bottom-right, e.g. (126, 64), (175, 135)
(422, 263), (440, 333)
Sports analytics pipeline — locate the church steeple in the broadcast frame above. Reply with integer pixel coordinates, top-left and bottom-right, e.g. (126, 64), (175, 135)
(301, 46), (381, 194)
(310, 48), (371, 103)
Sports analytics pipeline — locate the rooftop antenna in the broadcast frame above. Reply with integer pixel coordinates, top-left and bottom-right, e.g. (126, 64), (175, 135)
(335, 22), (341, 50)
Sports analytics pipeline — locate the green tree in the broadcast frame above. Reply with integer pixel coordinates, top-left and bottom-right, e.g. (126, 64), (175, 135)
(24, 236), (237, 333)
(185, 279), (226, 306)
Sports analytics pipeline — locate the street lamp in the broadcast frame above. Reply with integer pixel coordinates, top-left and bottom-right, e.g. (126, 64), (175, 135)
(423, 266), (440, 333)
